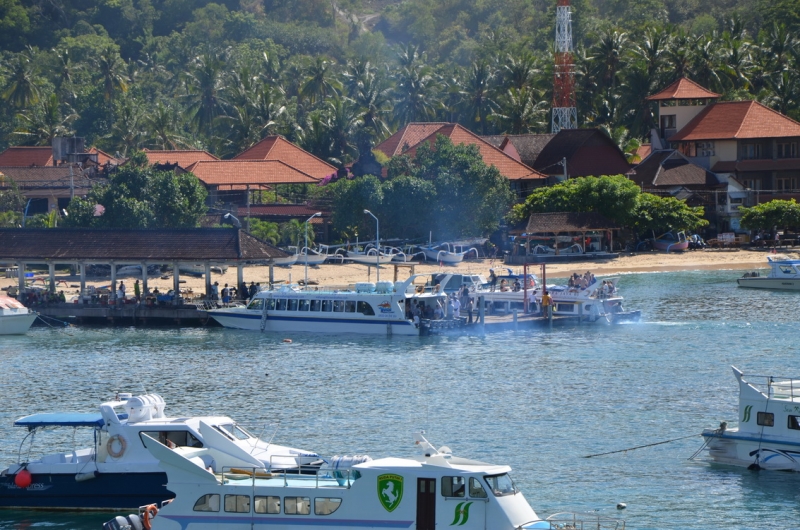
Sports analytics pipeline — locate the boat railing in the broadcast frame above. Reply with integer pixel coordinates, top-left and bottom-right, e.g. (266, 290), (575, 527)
(744, 374), (800, 400)
(520, 512), (625, 530)
(219, 464), (355, 489)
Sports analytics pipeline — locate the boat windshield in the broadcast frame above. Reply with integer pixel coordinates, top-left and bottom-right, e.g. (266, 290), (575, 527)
(483, 473), (518, 497)
(216, 423), (254, 440)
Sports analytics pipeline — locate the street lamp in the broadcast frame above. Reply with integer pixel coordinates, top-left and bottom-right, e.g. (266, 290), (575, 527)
(363, 209), (379, 282)
(304, 212), (322, 289)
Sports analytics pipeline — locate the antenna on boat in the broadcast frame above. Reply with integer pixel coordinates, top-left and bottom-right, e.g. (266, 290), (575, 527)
(252, 422), (279, 455)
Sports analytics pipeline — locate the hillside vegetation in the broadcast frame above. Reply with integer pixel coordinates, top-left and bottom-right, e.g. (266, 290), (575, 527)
(0, 0), (798, 162)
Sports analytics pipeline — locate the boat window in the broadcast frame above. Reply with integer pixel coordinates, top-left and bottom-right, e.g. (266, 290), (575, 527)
(310, 300), (320, 311)
(469, 477), (487, 498)
(333, 301), (344, 312)
(780, 266), (795, 274)
(757, 412), (774, 427)
(314, 498), (342, 515)
(265, 299), (275, 310)
(255, 496), (280, 514)
(225, 494), (250, 513)
(193, 494), (220, 512)
(284, 496), (310, 515)
(556, 303), (573, 313)
(215, 423), (253, 440)
(789, 416), (800, 430)
(441, 476), (466, 497)
(288, 299), (298, 311)
(345, 301), (356, 312)
(357, 301), (374, 315)
(483, 473), (518, 497)
(299, 299), (310, 311)
(247, 299), (264, 310)
(140, 430), (202, 448)
(276, 299), (287, 311)
(321, 300), (332, 312)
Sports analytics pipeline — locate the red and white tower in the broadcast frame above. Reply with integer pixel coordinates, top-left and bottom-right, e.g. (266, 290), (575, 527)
(552, 0), (577, 133)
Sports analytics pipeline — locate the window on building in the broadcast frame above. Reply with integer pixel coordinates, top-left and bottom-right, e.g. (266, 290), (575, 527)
(225, 495), (250, 513)
(757, 412), (774, 427)
(254, 496), (281, 514)
(314, 498), (342, 515)
(742, 144), (763, 159)
(777, 142), (797, 159)
(441, 476), (466, 498)
(741, 179), (761, 191)
(776, 177), (796, 191)
(660, 114), (676, 130)
(193, 494), (220, 512)
(284, 497), (311, 515)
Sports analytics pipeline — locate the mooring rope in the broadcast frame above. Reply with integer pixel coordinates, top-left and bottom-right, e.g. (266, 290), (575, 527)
(583, 433), (700, 458)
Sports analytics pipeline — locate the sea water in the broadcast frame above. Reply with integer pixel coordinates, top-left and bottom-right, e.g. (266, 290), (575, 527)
(0, 269), (799, 530)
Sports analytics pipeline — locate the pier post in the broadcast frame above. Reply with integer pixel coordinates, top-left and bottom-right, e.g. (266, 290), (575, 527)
(205, 262), (212, 299)
(269, 265), (274, 288)
(17, 262), (24, 299)
(110, 263), (117, 306)
(79, 262), (86, 298)
(173, 262), (180, 306)
(48, 262), (55, 293)
(478, 295), (485, 332)
(548, 304), (553, 330)
(141, 262), (148, 303)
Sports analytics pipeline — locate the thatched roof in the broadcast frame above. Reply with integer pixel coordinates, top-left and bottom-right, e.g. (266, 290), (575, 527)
(525, 212), (618, 234)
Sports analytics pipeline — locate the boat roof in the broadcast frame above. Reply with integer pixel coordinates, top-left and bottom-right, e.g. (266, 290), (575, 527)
(0, 296), (25, 309)
(14, 413), (116, 430)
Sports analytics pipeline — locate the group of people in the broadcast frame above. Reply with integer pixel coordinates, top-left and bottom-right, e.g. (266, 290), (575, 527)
(210, 281), (263, 305)
(567, 271), (597, 290)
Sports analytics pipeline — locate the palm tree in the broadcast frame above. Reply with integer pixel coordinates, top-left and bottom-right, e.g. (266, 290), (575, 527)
(352, 70), (392, 141)
(324, 96), (359, 165)
(13, 93), (78, 145)
(589, 29), (629, 123)
(95, 47), (129, 101)
(765, 70), (800, 116)
(393, 62), (439, 125)
(299, 57), (341, 106)
(690, 35), (724, 93)
(105, 98), (145, 156)
(499, 51), (539, 91)
(2, 53), (40, 109)
(460, 60), (498, 135)
(184, 53), (228, 139)
(631, 26), (669, 80)
(492, 86), (546, 134)
(144, 101), (189, 150)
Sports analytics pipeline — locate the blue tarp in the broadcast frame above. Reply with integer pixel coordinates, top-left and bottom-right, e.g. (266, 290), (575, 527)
(14, 413), (106, 430)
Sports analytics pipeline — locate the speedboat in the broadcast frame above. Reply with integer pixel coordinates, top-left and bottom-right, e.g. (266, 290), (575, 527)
(0, 393), (322, 510)
(0, 295), (37, 335)
(206, 275), (451, 336)
(737, 255), (800, 290)
(103, 432), (625, 530)
(701, 366), (800, 471)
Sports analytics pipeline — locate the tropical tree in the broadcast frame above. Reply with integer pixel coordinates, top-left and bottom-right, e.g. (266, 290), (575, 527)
(299, 57), (341, 106)
(184, 53), (228, 138)
(13, 93), (78, 145)
(95, 46), (129, 101)
(740, 199), (800, 232)
(248, 218), (280, 244)
(2, 53), (39, 109)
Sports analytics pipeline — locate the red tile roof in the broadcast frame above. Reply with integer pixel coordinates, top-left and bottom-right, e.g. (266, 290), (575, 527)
(88, 147), (121, 166)
(186, 160), (321, 187)
(375, 123), (451, 158)
(379, 123), (546, 181)
(712, 159), (800, 172)
(0, 147), (54, 167)
(646, 77), (721, 101)
(234, 136), (336, 179)
(670, 100), (800, 141)
(633, 144), (651, 162)
(143, 149), (219, 168)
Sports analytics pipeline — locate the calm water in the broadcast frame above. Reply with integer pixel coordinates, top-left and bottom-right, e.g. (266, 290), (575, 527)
(1, 268), (799, 530)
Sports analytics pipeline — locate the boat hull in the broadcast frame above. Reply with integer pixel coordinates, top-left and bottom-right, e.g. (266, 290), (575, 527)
(0, 471), (172, 510)
(702, 431), (800, 471)
(737, 277), (800, 290)
(421, 249), (465, 264)
(208, 310), (419, 336)
(0, 312), (37, 335)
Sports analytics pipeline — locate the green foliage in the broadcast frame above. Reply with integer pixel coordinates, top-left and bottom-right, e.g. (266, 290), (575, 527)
(0, 176), (25, 213)
(739, 199), (800, 231)
(247, 218), (280, 244)
(64, 156), (208, 228)
(510, 174), (707, 235)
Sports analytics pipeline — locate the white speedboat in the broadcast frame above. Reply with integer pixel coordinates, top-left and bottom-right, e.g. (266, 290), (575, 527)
(0, 296), (37, 335)
(701, 366), (800, 471)
(103, 432), (625, 530)
(737, 256), (800, 290)
(206, 275), (450, 336)
(0, 393), (322, 510)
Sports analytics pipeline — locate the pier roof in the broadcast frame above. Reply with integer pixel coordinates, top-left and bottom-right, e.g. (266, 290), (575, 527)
(0, 228), (288, 262)
(525, 212), (618, 234)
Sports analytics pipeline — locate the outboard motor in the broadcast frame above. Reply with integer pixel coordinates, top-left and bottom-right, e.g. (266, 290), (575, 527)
(102, 514), (143, 530)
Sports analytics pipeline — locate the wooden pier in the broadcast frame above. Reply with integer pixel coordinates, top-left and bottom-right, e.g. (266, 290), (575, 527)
(36, 303), (212, 326)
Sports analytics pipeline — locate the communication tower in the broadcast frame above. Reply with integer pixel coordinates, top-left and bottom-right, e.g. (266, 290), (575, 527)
(551, 0), (577, 133)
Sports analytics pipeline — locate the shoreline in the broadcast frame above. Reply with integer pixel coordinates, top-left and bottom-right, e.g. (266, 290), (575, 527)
(1, 249), (792, 297)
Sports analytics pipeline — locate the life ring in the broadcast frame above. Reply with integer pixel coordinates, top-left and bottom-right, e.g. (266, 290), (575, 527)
(142, 504), (158, 530)
(107, 435), (127, 458)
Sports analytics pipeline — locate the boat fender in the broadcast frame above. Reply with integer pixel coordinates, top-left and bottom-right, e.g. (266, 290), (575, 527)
(102, 514), (143, 530)
(107, 435), (127, 458)
(142, 504), (158, 530)
(14, 467), (31, 488)
(75, 471), (99, 482)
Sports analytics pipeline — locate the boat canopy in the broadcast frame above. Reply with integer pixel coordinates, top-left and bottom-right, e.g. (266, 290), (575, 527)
(13, 412), (126, 430)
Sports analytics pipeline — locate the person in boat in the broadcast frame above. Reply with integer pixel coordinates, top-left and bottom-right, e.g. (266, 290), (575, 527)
(452, 294), (461, 318)
(249, 282), (257, 300)
(500, 279), (508, 292)
(489, 269), (497, 291)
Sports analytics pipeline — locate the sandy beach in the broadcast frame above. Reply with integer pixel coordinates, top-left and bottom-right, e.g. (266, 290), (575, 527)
(1, 247), (794, 299)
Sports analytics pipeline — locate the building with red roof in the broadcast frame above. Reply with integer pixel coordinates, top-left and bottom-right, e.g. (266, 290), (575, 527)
(143, 149), (219, 168)
(234, 136), (337, 180)
(644, 77), (800, 232)
(374, 122), (547, 197)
